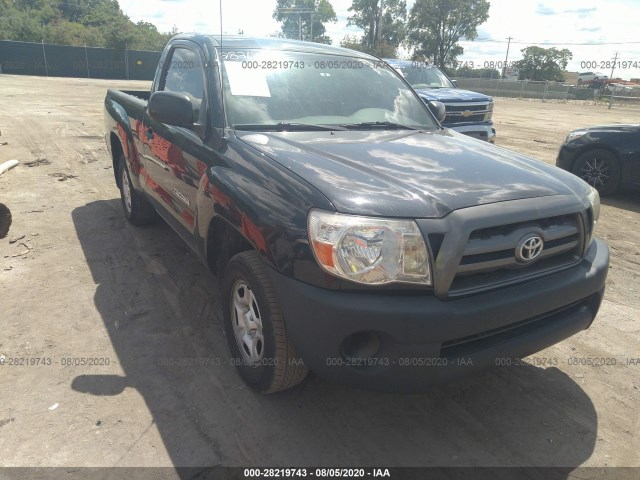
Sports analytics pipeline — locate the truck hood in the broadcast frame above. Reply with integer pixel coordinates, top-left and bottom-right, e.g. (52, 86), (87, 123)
(415, 88), (491, 103)
(236, 128), (589, 218)
(578, 124), (640, 133)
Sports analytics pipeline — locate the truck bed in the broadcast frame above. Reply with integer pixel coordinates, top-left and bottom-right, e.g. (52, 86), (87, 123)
(119, 90), (150, 101)
(104, 88), (150, 126)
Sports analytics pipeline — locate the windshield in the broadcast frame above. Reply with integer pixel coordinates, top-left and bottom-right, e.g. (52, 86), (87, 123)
(392, 64), (453, 89)
(220, 50), (437, 130)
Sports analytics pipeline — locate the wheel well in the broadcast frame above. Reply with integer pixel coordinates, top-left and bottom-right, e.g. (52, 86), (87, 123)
(207, 216), (254, 276)
(572, 145), (620, 171)
(110, 133), (124, 188)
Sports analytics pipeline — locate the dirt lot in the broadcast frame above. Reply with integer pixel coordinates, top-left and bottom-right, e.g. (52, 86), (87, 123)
(0, 75), (639, 473)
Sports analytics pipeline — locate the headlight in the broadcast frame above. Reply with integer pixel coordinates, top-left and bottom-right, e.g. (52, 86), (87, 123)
(565, 130), (586, 143)
(308, 210), (431, 286)
(586, 186), (600, 244)
(485, 101), (494, 121)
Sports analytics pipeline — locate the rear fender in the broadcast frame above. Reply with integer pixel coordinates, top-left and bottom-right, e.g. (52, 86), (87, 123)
(104, 98), (143, 191)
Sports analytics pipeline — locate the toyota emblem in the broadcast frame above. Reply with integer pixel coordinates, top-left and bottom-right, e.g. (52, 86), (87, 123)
(516, 234), (544, 263)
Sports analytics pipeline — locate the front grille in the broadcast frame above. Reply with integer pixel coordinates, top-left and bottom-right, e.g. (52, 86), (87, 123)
(448, 213), (584, 296)
(443, 102), (492, 125)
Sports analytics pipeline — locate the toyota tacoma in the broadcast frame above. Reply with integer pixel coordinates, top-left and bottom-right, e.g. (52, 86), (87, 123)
(104, 34), (609, 393)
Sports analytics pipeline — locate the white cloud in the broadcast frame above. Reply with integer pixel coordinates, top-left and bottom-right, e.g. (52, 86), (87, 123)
(118, 0), (640, 80)
(456, 0), (640, 80)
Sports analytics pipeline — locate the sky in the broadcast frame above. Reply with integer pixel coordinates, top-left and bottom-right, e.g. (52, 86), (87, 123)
(117, 0), (640, 81)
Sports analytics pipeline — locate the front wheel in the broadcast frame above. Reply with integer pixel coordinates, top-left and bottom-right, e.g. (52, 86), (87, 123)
(222, 251), (308, 393)
(572, 149), (621, 196)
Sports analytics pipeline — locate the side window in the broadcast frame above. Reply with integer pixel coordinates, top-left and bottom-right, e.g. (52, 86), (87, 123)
(162, 47), (207, 128)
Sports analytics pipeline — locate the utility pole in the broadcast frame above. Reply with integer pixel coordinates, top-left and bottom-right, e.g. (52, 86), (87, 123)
(277, 7), (314, 41)
(609, 51), (618, 81)
(41, 40), (48, 77)
(503, 36), (512, 79)
(377, 0), (385, 53)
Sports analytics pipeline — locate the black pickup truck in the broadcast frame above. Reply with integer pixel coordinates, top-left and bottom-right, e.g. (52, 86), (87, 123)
(104, 34), (609, 393)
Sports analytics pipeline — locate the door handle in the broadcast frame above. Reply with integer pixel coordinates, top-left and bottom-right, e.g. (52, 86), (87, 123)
(145, 127), (154, 140)
(143, 154), (169, 171)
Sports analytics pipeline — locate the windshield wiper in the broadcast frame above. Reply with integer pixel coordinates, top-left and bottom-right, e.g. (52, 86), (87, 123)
(339, 121), (420, 130)
(234, 122), (347, 132)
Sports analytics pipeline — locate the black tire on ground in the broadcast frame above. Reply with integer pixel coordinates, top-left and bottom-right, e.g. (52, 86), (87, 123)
(222, 251), (308, 393)
(0, 203), (11, 239)
(572, 149), (621, 196)
(118, 155), (156, 225)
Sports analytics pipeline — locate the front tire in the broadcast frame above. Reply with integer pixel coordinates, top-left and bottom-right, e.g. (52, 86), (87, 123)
(118, 155), (156, 225)
(222, 251), (308, 393)
(572, 149), (621, 196)
(0, 203), (11, 239)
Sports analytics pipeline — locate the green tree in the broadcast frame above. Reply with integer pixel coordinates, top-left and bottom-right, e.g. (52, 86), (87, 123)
(46, 20), (99, 46)
(347, 0), (407, 56)
(339, 35), (398, 57)
(513, 46), (573, 81)
(132, 21), (172, 51)
(339, 35), (368, 52)
(0, 0), (172, 50)
(407, 0), (489, 68)
(57, 0), (89, 22)
(273, 0), (337, 44)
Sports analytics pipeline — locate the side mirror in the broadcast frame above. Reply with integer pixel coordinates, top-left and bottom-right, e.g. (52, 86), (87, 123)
(148, 91), (193, 127)
(427, 100), (446, 123)
(451, 79), (458, 88)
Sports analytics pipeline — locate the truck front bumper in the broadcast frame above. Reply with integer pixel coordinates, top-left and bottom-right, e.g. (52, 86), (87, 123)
(449, 123), (496, 143)
(268, 239), (609, 392)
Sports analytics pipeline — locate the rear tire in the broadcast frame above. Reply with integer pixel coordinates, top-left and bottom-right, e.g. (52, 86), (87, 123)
(572, 149), (621, 196)
(222, 251), (308, 393)
(118, 155), (156, 225)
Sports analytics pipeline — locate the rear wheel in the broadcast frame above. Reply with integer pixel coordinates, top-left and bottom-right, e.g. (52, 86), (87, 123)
(222, 251), (308, 393)
(572, 149), (621, 195)
(118, 155), (156, 225)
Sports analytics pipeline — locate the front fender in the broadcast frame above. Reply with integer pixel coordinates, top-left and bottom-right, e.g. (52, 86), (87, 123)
(194, 151), (335, 286)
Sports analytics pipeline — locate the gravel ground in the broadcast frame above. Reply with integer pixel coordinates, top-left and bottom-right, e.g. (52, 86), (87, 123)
(0, 75), (638, 473)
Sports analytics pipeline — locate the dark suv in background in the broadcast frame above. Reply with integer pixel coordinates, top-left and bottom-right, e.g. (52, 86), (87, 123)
(386, 59), (496, 142)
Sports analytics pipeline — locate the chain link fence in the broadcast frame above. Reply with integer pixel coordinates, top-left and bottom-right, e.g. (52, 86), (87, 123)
(452, 77), (599, 101)
(453, 77), (640, 112)
(606, 84), (640, 110)
(0, 40), (160, 80)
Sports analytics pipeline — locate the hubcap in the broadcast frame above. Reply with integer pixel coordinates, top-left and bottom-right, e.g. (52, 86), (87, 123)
(122, 167), (132, 214)
(579, 156), (610, 187)
(231, 280), (265, 365)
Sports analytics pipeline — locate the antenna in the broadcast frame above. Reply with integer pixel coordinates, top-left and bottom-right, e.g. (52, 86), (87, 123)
(219, 0), (227, 140)
(219, 0), (223, 45)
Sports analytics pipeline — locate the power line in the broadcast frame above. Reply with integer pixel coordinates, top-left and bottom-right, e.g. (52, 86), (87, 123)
(463, 38), (640, 46)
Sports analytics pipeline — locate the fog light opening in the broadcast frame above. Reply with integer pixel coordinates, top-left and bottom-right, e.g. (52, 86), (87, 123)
(340, 331), (381, 362)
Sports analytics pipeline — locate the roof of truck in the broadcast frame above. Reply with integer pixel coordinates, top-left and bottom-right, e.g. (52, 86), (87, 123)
(384, 58), (436, 68)
(170, 33), (379, 60)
